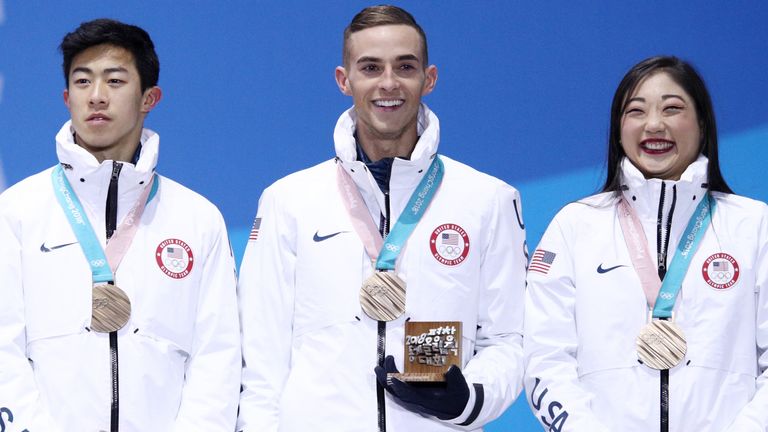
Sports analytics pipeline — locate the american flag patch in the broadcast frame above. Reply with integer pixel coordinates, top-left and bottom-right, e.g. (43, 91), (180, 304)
(249, 217), (262, 241)
(529, 249), (556, 275)
(166, 246), (183, 259)
(442, 233), (459, 245)
(713, 260), (730, 271)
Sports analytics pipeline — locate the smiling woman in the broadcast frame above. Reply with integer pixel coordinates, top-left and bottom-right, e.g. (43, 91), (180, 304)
(524, 55), (768, 432)
(603, 56), (732, 194)
(620, 72), (701, 181)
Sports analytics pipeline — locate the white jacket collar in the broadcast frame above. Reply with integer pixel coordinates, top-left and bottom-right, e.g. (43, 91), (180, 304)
(620, 155), (708, 191)
(333, 103), (439, 165)
(620, 155), (709, 221)
(333, 104), (440, 217)
(55, 120), (159, 226)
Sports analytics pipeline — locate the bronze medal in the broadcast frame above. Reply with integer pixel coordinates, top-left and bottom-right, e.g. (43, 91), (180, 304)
(360, 272), (406, 321)
(636, 319), (687, 370)
(91, 284), (131, 333)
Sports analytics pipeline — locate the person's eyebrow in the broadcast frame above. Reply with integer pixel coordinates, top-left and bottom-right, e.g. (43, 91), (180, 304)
(356, 56), (382, 64)
(396, 54), (419, 62)
(70, 66), (93, 75)
(626, 96), (645, 104)
(71, 66), (129, 75)
(662, 94), (686, 103)
(355, 54), (420, 64)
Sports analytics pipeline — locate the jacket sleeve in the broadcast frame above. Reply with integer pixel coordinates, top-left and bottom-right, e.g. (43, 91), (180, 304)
(725, 204), (768, 432)
(0, 203), (61, 432)
(171, 211), (241, 432)
(236, 186), (296, 432)
(445, 183), (527, 429)
(523, 214), (611, 432)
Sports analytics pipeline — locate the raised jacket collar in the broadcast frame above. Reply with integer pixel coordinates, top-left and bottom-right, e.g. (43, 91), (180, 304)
(333, 104), (440, 221)
(619, 155), (710, 260)
(54, 120), (159, 233)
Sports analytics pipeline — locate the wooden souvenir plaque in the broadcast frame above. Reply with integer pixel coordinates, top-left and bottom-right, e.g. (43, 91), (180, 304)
(389, 321), (462, 382)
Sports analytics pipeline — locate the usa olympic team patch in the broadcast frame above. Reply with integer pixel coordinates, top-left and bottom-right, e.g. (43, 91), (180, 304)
(701, 253), (739, 290)
(430, 224), (470, 266)
(156, 238), (194, 279)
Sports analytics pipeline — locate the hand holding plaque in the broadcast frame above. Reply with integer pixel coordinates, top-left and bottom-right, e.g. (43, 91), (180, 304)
(391, 321), (462, 382)
(374, 355), (470, 420)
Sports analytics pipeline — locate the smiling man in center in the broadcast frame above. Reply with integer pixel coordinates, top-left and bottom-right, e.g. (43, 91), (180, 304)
(237, 5), (528, 431)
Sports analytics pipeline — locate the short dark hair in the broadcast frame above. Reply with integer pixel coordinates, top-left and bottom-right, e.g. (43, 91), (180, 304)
(59, 18), (159, 93)
(342, 5), (428, 67)
(602, 55), (732, 194)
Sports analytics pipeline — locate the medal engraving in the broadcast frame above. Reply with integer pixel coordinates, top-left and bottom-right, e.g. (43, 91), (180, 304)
(636, 319), (687, 370)
(360, 272), (406, 321)
(91, 284), (131, 333)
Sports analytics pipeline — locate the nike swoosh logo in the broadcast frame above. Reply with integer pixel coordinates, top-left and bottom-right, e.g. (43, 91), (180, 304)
(40, 242), (78, 253)
(313, 231), (348, 242)
(596, 263), (627, 274)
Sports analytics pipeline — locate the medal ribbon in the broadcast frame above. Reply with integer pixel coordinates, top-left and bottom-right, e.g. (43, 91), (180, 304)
(336, 156), (444, 270)
(51, 164), (158, 284)
(618, 193), (714, 318)
(617, 199), (662, 308)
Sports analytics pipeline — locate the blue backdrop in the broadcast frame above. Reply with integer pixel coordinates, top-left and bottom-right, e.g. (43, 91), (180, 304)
(2, 1), (767, 429)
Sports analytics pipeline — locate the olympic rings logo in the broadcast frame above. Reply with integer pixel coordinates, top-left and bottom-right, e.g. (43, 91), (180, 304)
(91, 259), (106, 267)
(384, 243), (400, 252)
(155, 239), (195, 279)
(659, 292), (674, 300)
(702, 253), (739, 290)
(429, 225), (470, 267)
(167, 258), (187, 270)
(439, 245), (462, 257)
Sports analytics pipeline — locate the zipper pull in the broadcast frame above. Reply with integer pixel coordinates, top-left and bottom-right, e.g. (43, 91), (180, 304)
(106, 162), (124, 240)
(383, 192), (390, 236)
(111, 162), (123, 180)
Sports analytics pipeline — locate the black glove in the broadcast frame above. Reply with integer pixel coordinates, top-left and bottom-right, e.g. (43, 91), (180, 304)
(374, 355), (470, 420)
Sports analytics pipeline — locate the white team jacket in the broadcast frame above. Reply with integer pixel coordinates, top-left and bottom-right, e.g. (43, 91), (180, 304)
(524, 156), (768, 432)
(237, 105), (527, 431)
(0, 122), (241, 432)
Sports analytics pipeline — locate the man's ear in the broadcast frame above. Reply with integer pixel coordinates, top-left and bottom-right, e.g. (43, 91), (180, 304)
(141, 86), (163, 113)
(421, 65), (438, 97)
(335, 66), (353, 96)
(63, 88), (71, 110)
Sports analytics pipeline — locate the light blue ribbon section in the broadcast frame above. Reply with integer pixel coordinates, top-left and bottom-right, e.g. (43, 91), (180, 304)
(652, 193), (714, 318)
(51, 164), (158, 283)
(376, 156), (444, 271)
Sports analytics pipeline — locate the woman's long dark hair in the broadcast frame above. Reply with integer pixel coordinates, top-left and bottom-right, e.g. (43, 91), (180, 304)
(601, 56), (733, 194)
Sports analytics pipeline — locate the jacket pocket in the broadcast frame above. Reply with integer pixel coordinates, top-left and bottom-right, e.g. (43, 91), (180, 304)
(23, 239), (90, 343)
(293, 222), (362, 335)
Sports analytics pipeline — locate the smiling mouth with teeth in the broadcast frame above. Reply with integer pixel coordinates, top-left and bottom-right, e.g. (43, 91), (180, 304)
(642, 140), (674, 153)
(374, 100), (404, 107)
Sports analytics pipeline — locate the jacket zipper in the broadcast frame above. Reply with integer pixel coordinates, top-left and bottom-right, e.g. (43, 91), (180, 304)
(376, 192), (391, 432)
(106, 162), (123, 239)
(107, 161), (122, 432)
(655, 182), (676, 432)
(110, 331), (119, 432)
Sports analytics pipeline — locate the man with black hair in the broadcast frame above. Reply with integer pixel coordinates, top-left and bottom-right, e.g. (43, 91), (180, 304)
(0, 19), (240, 431)
(237, 5), (527, 431)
